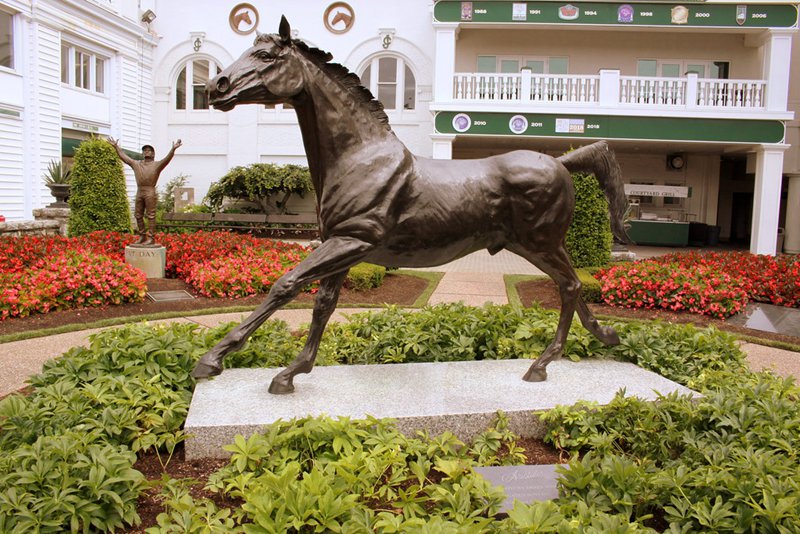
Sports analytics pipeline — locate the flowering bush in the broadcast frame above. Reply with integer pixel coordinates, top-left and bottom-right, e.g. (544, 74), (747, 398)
(185, 247), (309, 297)
(0, 231), (312, 320)
(653, 251), (800, 308)
(597, 262), (749, 319)
(597, 250), (800, 319)
(1, 249), (146, 320)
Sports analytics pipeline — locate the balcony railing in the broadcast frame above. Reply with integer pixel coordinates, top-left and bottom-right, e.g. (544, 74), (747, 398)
(451, 71), (766, 111)
(453, 72), (599, 103)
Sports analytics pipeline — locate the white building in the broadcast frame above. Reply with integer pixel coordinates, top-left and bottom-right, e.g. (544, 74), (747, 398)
(1, 0), (798, 255)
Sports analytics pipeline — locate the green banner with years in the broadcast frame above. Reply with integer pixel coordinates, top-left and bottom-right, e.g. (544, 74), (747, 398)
(435, 111), (786, 144)
(433, 1), (798, 28)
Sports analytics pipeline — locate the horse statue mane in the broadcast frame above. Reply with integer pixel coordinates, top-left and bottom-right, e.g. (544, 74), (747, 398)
(253, 32), (392, 130)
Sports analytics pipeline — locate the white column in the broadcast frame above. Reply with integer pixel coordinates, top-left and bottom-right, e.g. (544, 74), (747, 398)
(750, 145), (787, 255)
(784, 174), (800, 254)
(598, 69), (619, 107)
(433, 23), (458, 104)
(431, 134), (455, 160)
(762, 30), (793, 112)
(22, 16), (62, 217)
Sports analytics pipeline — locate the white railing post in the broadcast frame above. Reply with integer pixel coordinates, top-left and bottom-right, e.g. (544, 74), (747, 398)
(598, 69), (620, 107)
(520, 68), (532, 103)
(686, 73), (698, 109)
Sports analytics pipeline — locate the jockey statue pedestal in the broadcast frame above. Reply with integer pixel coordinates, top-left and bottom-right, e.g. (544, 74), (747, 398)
(125, 243), (166, 279)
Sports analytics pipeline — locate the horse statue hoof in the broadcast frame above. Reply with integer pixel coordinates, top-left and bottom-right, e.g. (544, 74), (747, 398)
(191, 360), (223, 379)
(523, 366), (547, 382)
(268, 376), (295, 395)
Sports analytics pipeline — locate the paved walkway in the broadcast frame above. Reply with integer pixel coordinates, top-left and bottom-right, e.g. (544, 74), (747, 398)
(1, 247), (799, 397)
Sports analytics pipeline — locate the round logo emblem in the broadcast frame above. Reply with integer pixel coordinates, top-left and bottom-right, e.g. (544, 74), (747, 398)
(324, 2), (355, 34)
(509, 115), (528, 134)
(452, 113), (471, 133)
(229, 3), (259, 35)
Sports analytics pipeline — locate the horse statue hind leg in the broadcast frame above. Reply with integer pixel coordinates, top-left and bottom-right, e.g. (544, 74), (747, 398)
(515, 141), (627, 382)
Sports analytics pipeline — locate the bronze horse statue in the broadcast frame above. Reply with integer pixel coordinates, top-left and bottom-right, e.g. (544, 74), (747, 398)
(192, 17), (631, 394)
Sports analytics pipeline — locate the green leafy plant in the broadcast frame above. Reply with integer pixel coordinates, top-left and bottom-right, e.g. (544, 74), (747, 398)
(205, 163), (313, 214)
(0, 432), (144, 533)
(566, 171), (613, 268)
(43, 159), (72, 185)
(0, 305), (795, 532)
(67, 138), (132, 236)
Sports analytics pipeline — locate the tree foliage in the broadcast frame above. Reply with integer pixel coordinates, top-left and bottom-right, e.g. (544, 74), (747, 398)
(68, 138), (132, 236)
(566, 172), (612, 268)
(205, 163), (313, 214)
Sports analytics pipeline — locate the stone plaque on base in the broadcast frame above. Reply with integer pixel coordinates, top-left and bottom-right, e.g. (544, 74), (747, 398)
(125, 245), (166, 278)
(474, 464), (563, 512)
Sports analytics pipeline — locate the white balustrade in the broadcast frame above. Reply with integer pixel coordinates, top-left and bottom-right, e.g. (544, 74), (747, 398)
(452, 72), (599, 104)
(696, 78), (766, 108)
(452, 72), (766, 111)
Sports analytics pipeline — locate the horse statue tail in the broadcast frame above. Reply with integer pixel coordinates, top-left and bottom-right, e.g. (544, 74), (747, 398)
(557, 141), (632, 245)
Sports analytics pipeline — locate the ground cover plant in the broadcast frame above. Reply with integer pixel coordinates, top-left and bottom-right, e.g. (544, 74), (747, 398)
(596, 250), (800, 319)
(2, 303), (797, 532)
(0, 231), (312, 320)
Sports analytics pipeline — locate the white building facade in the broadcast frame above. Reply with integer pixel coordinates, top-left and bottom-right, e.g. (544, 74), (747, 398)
(0, 0), (156, 220)
(1, 0), (798, 255)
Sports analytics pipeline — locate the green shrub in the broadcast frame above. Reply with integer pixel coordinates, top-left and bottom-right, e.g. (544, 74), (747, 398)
(205, 163), (313, 213)
(566, 172), (612, 268)
(345, 263), (386, 291)
(577, 268), (602, 303)
(68, 138), (132, 236)
(0, 432), (144, 532)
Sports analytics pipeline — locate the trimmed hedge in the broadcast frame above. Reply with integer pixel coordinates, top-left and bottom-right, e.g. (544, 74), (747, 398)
(566, 172), (612, 268)
(345, 263), (386, 291)
(68, 138), (132, 236)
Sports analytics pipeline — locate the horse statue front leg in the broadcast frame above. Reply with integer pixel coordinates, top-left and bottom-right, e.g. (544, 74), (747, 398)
(191, 237), (371, 383)
(269, 271), (348, 394)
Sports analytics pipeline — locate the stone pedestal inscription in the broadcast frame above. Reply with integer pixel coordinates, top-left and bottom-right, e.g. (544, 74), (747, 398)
(125, 245), (166, 279)
(474, 464), (563, 512)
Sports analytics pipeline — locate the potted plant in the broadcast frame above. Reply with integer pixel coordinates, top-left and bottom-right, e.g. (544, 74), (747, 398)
(44, 159), (72, 207)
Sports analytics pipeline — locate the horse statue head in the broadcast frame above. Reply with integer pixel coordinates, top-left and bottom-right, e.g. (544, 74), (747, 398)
(208, 17), (333, 111)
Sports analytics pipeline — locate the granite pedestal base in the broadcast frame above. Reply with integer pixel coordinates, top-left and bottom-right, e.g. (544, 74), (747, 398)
(185, 359), (698, 459)
(124, 245), (165, 278)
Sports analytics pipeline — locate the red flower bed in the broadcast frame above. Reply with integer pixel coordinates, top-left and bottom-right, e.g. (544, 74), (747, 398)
(185, 247), (309, 298)
(0, 231), (312, 320)
(1, 248), (146, 320)
(654, 251), (800, 307)
(596, 251), (800, 319)
(597, 262), (749, 319)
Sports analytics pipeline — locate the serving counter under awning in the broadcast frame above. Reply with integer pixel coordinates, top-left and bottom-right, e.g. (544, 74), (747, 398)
(627, 220), (689, 247)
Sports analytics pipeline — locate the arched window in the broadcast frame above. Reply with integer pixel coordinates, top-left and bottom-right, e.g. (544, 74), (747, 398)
(359, 56), (416, 111)
(175, 58), (222, 110)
